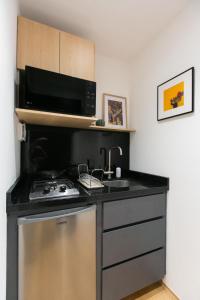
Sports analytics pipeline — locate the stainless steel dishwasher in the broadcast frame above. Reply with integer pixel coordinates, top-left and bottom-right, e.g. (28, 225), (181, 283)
(18, 205), (96, 300)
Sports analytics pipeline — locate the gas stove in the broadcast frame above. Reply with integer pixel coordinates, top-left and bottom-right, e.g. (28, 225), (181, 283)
(29, 178), (79, 201)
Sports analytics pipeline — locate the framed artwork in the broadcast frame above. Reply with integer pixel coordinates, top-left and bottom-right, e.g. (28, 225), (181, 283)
(103, 94), (127, 129)
(157, 67), (194, 121)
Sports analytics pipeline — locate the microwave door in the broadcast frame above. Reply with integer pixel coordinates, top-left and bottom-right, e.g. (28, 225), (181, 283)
(19, 66), (96, 116)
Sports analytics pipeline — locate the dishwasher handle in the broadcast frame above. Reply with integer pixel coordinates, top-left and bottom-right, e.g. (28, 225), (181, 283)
(18, 205), (96, 225)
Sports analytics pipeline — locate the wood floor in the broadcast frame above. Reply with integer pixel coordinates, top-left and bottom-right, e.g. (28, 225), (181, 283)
(123, 282), (179, 300)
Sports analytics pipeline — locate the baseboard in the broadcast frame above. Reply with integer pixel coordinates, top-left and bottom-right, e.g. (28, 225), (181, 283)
(162, 281), (179, 299)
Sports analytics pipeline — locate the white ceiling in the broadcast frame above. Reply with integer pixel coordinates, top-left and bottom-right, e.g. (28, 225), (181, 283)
(19, 0), (189, 61)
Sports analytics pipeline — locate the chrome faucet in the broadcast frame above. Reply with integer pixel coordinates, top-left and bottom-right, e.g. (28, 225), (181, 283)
(104, 146), (123, 180)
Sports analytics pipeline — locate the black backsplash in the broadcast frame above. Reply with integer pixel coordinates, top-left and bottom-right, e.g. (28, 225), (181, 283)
(21, 125), (130, 175)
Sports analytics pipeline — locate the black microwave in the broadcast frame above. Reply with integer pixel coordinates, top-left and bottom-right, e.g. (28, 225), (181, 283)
(18, 66), (96, 117)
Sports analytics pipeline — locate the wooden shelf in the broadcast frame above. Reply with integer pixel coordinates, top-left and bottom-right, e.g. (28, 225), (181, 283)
(15, 108), (97, 128)
(89, 125), (135, 133)
(15, 108), (136, 133)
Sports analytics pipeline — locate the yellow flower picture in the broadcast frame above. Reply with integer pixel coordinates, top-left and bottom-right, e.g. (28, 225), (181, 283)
(157, 67), (194, 121)
(164, 81), (184, 111)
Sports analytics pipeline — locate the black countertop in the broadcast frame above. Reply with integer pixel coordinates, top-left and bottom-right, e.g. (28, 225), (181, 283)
(7, 170), (169, 216)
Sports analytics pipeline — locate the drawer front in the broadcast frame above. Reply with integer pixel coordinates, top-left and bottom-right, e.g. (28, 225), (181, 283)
(102, 249), (165, 300)
(103, 218), (165, 268)
(103, 194), (165, 230)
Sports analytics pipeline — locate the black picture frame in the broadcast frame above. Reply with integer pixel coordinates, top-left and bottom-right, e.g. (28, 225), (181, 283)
(157, 67), (194, 121)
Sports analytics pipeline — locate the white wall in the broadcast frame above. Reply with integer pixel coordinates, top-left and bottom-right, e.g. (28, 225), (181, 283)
(130, 1), (200, 299)
(0, 0), (20, 299)
(95, 53), (130, 123)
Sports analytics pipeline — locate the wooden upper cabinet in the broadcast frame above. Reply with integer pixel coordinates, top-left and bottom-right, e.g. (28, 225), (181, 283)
(60, 31), (95, 81)
(17, 16), (59, 72)
(17, 17), (95, 81)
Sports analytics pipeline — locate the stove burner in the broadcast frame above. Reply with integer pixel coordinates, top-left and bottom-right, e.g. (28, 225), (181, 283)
(29, 178), (79, 201)
(43, 185), (51, 194)
(60, 185), (67, 192)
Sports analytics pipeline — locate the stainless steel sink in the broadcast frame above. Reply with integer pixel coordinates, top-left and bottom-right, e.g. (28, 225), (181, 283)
(103, 179), (129, 188)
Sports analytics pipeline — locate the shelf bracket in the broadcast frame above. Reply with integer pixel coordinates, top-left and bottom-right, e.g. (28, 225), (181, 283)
(17, 122), (26, 142)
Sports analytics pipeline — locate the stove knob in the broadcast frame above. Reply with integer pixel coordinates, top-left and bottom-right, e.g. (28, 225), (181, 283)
(60, 185), (67, 192)
(43, 186), (51, 194)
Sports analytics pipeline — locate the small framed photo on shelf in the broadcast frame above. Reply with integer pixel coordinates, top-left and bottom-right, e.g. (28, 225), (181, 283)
(103, 94), (127, 129)
(157, 67), (194, 121)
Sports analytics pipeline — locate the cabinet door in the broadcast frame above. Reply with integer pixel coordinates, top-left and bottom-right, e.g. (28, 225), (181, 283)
(17, 17), (59, 72)
(103, 218), (165, 268)
(60, 31), (95, 81)
(103, 194), (166, 230)
(102, 249), (165, 300)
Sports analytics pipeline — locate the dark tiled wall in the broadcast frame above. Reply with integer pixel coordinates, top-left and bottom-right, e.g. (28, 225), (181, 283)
(21, 125), (130, 175)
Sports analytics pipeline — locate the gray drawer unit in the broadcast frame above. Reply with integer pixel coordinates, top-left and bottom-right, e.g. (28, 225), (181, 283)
(103, 194), (165, 230)
(103, 218), (165, 268)
(102, 249), (165, 300)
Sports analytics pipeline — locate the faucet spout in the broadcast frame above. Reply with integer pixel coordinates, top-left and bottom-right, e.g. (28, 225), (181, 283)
(116, 146), (123, 156)
(105, 146), (123, 180)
